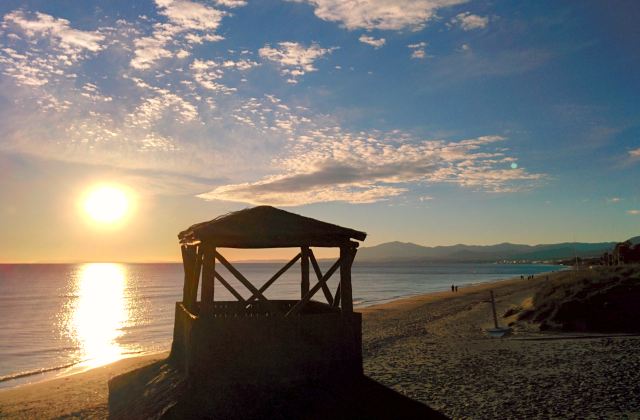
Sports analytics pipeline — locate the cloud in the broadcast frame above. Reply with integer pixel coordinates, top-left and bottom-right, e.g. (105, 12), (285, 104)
(127, 91), (199, 128)
(629, 148), (640, 159)
(359, 35), (386, 48)
(131, 29), (175, 69)
(3, 11), (104, 53)
(155, 0), (224, 31)
(408, 41), (427, 59)
(190, 59), (237, 93)
(130, 0), (225, 69)
(627, 210), (640, 215)
(259, 42), (335, 83)
(451, 12), (488, 30)
(199, 134), (545, 206)
(0, 4), (544, 208)
(291, 0), (467, 31)
(607, 197), (621, 203)
(215, 0), (248, 8)
(1, 11), (106, 87)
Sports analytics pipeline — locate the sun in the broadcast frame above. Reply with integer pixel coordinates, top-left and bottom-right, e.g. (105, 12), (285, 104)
(83, 185), (131, 224)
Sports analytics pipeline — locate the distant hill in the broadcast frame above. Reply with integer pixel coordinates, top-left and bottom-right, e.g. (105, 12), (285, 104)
(355, 239), (635, 263)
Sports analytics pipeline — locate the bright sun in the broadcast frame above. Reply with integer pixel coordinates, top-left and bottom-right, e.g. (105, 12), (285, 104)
(83, 186), (131, 224)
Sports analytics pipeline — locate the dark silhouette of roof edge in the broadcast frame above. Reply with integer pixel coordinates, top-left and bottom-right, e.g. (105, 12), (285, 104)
(178, 206), (367, 248)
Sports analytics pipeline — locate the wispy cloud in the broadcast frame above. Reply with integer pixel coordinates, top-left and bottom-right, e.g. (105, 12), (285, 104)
(259, 42), (336, 83)
(627, 210), (640, 215)
(0, 3), (547, 208)
(359, 35), (386, 48)
(1, 11), (105, 87)
(408, 41), (427, 59)
(3, 11), (104, 53)
(199, 134), (544, 206)
(131, 0), (225, 69)
(215, 0), (247, 8)
(451, 12), (489, 30)
(291, 0), (467, 31)
(629, 148), (640, 159)
(190, 59), (237, 93)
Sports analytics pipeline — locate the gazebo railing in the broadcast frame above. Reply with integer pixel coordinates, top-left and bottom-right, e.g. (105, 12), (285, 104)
(180, 243), (357, 318)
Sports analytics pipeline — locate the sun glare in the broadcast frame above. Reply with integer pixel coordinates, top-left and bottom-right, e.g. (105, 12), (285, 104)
(68, 263), (132, 368)
(83, 185), (131, 224)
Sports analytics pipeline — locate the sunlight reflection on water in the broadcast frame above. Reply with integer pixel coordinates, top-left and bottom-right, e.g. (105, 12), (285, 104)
(65, 263), (134, 368)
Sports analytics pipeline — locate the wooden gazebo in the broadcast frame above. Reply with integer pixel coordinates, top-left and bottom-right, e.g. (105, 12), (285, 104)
(170, 206), (367, 386)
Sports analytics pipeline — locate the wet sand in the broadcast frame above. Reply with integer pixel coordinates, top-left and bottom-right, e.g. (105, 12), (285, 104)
(2, 272), (639, 418)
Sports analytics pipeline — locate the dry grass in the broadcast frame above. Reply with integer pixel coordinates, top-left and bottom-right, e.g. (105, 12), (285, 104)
(517, 265), (640, 332)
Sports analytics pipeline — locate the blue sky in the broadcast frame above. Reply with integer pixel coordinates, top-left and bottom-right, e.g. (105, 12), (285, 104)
(0, 0), (638, 262)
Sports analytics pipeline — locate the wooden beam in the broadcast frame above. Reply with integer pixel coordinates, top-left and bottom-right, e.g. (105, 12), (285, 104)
(214, 270), (245, 303)
(247, 253), (301, 303)
(308, 249), (334, 306)
(215, 251), (268, 302)
(301, 247), (310, 298)
(332, 283), (341, 308)
(340, 246), (356, 313)
(200, 245), (215, 314)
(285, 257), (341, 317)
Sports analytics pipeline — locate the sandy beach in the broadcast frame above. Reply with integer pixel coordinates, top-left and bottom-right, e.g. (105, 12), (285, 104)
(2, 271), (639, 419)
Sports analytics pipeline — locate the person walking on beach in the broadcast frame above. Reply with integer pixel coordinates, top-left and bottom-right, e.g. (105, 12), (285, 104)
(451, 284), (455, 292)
(455, 285), (459, 292)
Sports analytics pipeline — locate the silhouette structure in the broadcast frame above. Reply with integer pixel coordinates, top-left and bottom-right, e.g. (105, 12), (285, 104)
(108, 206), (446, 419)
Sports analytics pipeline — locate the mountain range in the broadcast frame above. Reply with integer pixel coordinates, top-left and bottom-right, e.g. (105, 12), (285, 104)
(355, 236), (640, 263)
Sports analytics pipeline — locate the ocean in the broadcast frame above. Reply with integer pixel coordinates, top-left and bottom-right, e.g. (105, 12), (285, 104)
(0, 261), (563, 389)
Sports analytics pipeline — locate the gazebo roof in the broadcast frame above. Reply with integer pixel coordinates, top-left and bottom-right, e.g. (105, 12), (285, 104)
(178, 206), (367, 248)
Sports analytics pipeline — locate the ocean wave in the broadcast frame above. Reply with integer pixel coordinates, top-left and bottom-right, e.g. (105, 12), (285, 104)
(0, 361), (80, 383)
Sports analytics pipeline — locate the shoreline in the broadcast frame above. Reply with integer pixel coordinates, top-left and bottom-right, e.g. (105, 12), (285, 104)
(1, 268), (562, 391)
(7, 269), (631, 418)
(0, 269), (559, 391)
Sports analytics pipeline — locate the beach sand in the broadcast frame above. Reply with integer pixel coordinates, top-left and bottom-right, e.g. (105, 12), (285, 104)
(2, 272), (639, 418)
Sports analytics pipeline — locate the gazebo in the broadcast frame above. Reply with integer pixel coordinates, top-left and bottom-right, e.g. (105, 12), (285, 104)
(170, 205), (367, 386)
(109, 206), (444, 419)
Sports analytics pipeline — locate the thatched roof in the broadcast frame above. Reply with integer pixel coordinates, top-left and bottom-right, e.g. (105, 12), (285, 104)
(178, 206), (367, 248)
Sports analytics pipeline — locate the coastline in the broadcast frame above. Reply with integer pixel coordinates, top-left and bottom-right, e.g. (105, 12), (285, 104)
(4, 269), (636, 418)
(0, 273), (540, 418)
(0, 264), (562, 390)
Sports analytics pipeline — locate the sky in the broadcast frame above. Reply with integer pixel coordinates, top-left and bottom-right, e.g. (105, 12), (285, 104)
(0, 0), (639, 263)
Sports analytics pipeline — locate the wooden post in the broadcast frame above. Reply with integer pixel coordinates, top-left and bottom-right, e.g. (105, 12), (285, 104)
(340, 246), (355, 313)
(490, 290), (499, 329)
(301, 246), (310, 298)
(180, 245), (195, 309)
(201, 245), (215, 314)
(188, 246), (203, 312)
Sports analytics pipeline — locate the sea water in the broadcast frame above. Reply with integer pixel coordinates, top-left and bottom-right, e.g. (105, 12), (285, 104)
(0, 262), (562, 388)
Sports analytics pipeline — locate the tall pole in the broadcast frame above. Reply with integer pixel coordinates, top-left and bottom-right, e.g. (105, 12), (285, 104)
(490, 290), (498, 329)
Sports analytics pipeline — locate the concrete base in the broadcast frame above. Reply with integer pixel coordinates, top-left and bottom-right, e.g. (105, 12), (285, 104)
(170, 300), (362, 387)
